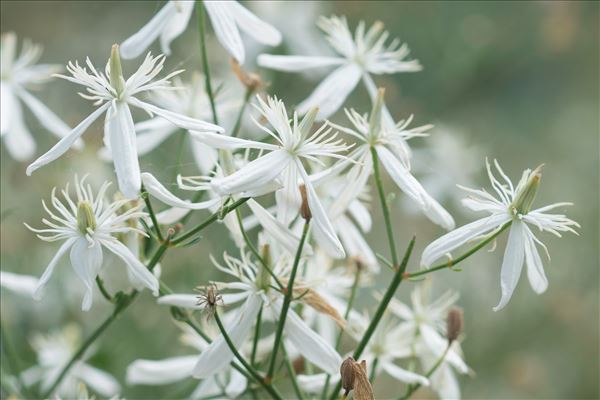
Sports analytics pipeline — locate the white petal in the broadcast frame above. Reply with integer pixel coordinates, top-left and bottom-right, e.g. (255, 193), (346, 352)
(120, 2), (176, 59)
(0, 271), (38, 296)
(70, 237), (103, 311)
(191, 139), (219, 175)
(3, 91), (35, 160)
(130, 98), (223, 133)
(204, 2), (245, 63)
(381, 361), (430, 385)
(141, 172), (220, 210)
(270, 297), (342, 374)
(229, 1), (281, 46)
(155, 207), (191, 225)
(126, 356), (197, 385)
(105, 101), (141, 199)
(523, 225), (548, 294)
(33, 237), (77, 301)
(297, 63), (362, 120)
(247, 199), (312, 256)
(348, 200), (372, 232)
(189, 130), (275, 151)
(420, 214), (511, 267)
(275, 162), (301, 226)
(135, 118), (178, 156)
(211, 150), (289, 195)
(27, 102), (110, 176)
(15, 88), (72, 140)
(101, 238), (159, 296)
(494, 221), (526, 311)
(336, 215), (377, 269)
(192, 293), (262, 378)
(224, 367), (248, 398)
(0, 82), (15, 136)
(158, 294), (204, 309)
(75, 364), (121, 396)
(420, 191), (456, 231)
(431, 364), (461, 400)
(297, 373), (332, 393)
(420, 324), (469, 374)
(258, 55), (345, 72)
(159, 1), (194, 55)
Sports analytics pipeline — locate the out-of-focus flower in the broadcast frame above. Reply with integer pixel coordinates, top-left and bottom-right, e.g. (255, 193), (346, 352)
(421, 160), (580, 311)
(329, 89), (455, 230)
(26, 46), (223, 199)
(158, 251), (343, 378)
(25, 175), (159, 311)
(1, 32), (74, 160)
(0, 270), (38, 296)
(120, 0), (281, 64)
(191, 95), (352, 257)
(21, 325), (120, 398)
(126, 323), (247, 399)
(258, 16), (421, 119)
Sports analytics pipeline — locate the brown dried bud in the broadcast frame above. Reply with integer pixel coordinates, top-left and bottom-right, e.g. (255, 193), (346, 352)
(446, 307), (464, 343)
(231, 58), (263, 91)
(299, 184), (312, 221)
(340, 357), (374, 400)
(340, 357), (356, 396)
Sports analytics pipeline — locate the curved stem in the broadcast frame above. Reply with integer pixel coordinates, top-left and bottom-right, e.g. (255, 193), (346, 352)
(196, 0), (218, 124)
(95, 276), (114, 303)
(141, 184), (164, 242)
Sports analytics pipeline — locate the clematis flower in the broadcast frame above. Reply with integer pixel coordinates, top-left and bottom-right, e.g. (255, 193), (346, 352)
(1, 32), (74, 161)
(26, 45), (223, 199)
(21, 325), (120, 398)
(329, 89), (455, 230)
(120, 0), (281, 64)
(258, 16), (421, 120)
(421, 160), (580, 311)
(158, 251), (343, 378)
(127, 323), (247, 399)
(25, 175), (159, 311)
(191, 95), (352, 257)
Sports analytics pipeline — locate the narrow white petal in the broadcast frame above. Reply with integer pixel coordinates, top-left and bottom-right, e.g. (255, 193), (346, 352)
(191, 139), (219, 175)
(141, 172), (219, 210)
(431, 364), (461, 400)
(158, 294), (204, 309)
(420, 325), (469, 374)
(126, 356), (197, 385)
(15, 88), (72, 140)
(33, 237), (77, 301)
(75, 364), (121, 397)
(229, 1), (281, 46)
(382, 361), (430, 385)
(106, 101), (141, 199)
(523, 225), (548, 294)
(204, 2), (245, 63)
(159, 1), (194, 55)
(27, 102), (110, 176)
(70, 237), (104, 311)
(420, 214), (511, 267)
(494, 221), (526, 311)
(189, 130), (275, 151)
(0, 82), (15, 135)
(348, 200), (372, 232)
(224, 367), (247, 398)
(297, 64), (362, 120)
(0, 271), (38, 296)
(130, 98), (223, 133)
(136, 118), (179, 156)
(275, 163), (301, 226)
(155, 207), (191, 225)
(3, 91), (35, 161)
(120, 2), (176, 59)
(192, 293), (262, 378)
(336, 215), (377, 269)
(101, 238), (159, 296)
(258, 55), (345, 72)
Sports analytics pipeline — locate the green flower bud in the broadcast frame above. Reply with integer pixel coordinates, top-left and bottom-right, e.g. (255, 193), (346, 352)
(110, 44), (125, 98)
(513, 164), (543, 215)
(77, 201), (97, 234)
(256, 244), (272, 292)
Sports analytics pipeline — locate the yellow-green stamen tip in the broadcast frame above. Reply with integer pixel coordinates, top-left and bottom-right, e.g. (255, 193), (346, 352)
(77, 201), (97, 234)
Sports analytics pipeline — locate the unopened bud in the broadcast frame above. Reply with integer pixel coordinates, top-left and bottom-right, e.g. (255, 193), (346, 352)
(368, 88), (385, 139)
(231, 58), (263, 91)
(299, 184), (311, 221)
(298, 107), (319, 141)
(446, 307), (464, 343)
(256, 244), (272, 291)
(340, 357), (356, 396)
(110, 44), (125, 97)
(77, 201), (97, 234)
(513, 164), (543, 215)
(340, 357), (374, 400)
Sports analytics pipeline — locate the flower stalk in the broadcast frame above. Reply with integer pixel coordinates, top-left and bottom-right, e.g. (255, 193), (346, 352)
(196, 0), (218, 124)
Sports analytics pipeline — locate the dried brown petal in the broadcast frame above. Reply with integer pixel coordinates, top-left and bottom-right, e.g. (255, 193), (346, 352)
(353, 360), (374, 400)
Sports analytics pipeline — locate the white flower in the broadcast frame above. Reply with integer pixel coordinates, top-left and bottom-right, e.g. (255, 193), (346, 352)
(258, 16), (421, 119)
(127, 324), (247, 399)
(421, 160), (580, 311)
(158, 252), (343, 378)
(21, 325), (120, 398)
(191, 95), (352, 257)
(0, 270), (38, 296)
(24, 175), (159, 311)
(1, 32), (74, 161)
(120, 0), (281, 64)
(329, 90), (455, 230)
(26, 46), (223, 199)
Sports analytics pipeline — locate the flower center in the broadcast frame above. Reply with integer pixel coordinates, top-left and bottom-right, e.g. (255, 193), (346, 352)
(511, 164), (543, 215)
(77, 201), (97, 234)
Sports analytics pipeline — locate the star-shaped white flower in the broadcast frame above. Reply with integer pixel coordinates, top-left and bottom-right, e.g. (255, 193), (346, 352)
(26, 45), (223, 199)
(258, 15), (421, 119)
(1, 32), (74, 161)
(120, 0), (281, 64)
(25, 175), (159, 311)
(421, 160), (580, 311)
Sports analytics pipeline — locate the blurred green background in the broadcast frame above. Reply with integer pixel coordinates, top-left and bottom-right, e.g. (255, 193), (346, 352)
(1, 1), (598, 399)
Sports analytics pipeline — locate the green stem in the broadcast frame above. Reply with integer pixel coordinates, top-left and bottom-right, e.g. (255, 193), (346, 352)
(171, 197), (249, 246)
(251, 305), (263, 367)
(231, 88), (253, 138)
(369, 357), (379, 383)
(370, 146), (398, 266)
(282, 343), (305, 400)
(213, 311), (283, 400)
(407, 221), (512, 278)
(95, 276), (114, 303)
(329, 237), (416, 400)
(141, 184), (164, 242)
(267, 220), (310, 379)
(398, 343), (451, 400)
(196, 0), (218, 124)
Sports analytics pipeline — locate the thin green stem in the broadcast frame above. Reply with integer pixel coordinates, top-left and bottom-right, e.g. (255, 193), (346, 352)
(408, 221), (512, 278)
(141, 184), (164, 242)
(171, 197), (249, 246)
(329, 237), (416, 400)
(251, 305), (263, 367)
(370, 146), (398, 266)
(95, 276), (114, 303)
(231, 88), (253, 138)
(0, 323), (33, 399)
(196, 0), (218, 124)
(267, 220), (310, 379)
(213, 311), (283, 400)
(369, 357), (379, 383)
(282, 344), (305, 400)
(398, 343), (451, 400)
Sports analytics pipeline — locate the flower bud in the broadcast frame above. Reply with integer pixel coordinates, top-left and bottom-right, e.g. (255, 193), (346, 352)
(340, 357), (374, 400)
(340, 357), (356, 396)
(256, 244), (272, 291)
(513, 164), (543, 215)
(299, 184), (312, 221)
(446, 307), (464, 343)
(77, 201), (97, 234)
(368, 88), (385, 140)
(110, 44), (125, 97)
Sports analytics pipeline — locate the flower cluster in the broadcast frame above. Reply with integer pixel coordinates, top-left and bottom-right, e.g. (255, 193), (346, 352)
(1, 2), (579, 400)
